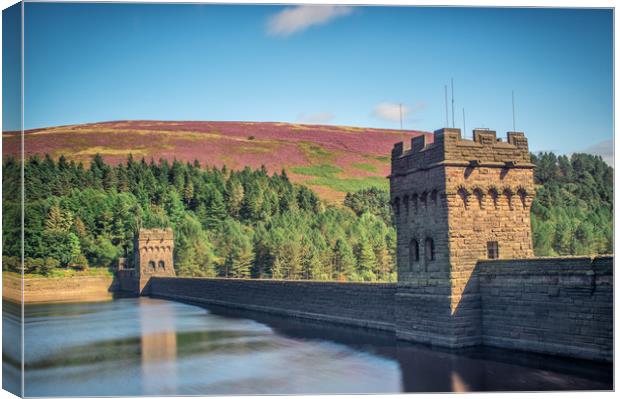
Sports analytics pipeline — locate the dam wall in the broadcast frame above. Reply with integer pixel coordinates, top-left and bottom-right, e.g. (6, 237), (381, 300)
(476, 256), (613, 362)
(148, 277), (396, 331)
(148, 255), (613, 362)
(2, 274), (118, 303)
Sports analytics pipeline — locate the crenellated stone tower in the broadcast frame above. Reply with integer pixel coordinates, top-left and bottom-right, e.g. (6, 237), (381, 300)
(390, 128), (535, 347)
(134, 228), (176, 294)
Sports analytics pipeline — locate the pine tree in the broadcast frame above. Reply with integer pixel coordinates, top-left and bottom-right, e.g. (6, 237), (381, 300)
(229, 240), (254, 278)
(240, 181), (263, 221)
(102, 167), (117, 191)
(374, 243), (392, 281)
(333, 239), (356, 280)
(271, 256), (284, 279)
(45, 205), (73, 232)
(74, 217), (88, 238)
(306, 247), (324, 280)
(183, 180), (194, 206)
(356, 239), (377, 281)
(225, 178), (244, 217)
(204, 188), (227, 229)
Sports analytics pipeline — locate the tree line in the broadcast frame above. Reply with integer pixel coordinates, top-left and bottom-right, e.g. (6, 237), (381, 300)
(2, 154), (396, 280)
(2, 151), (612, 278)
(530, 152), (613, 256)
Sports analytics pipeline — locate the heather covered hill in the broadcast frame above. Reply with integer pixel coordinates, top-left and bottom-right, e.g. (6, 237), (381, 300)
(3, 121), (431, 201)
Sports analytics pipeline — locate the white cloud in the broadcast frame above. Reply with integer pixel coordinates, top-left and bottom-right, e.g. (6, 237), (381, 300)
(297, 112), (334, 124)
(582, 139), (614, 166)
(372, 101), (426, 124)
(267, 6), (353, 37)
(373, 102), (408, 123)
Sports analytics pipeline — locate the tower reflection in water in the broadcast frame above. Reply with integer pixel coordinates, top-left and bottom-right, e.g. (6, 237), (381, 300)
(138, 298), (178, 394)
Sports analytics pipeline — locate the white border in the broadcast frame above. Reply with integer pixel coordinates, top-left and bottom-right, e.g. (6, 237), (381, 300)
(0, 2), (616, 399)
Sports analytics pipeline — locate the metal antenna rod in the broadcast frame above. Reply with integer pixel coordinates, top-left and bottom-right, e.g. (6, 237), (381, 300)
(451, 78), (455, 128)
(444, 85), (449, 127)
(512, 90), (516, 131)
(462, 108), (466, 138)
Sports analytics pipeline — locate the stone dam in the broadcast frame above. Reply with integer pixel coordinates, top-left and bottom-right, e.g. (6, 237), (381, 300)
(144, 255), (612, 363)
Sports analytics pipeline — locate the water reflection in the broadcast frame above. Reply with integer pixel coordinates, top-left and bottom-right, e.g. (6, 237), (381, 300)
(2, 300), (22, 396)
(139, 299), (178, 394)
(203, 303), (612, 393)
(5, 297), (611, 396)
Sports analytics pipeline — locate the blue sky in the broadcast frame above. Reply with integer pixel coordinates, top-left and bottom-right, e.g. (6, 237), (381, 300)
(4, 3), (613, 158)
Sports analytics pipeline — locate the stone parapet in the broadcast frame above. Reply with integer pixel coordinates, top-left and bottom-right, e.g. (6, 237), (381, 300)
(476, 256), (613, 362)
(136, 228), (174, 242)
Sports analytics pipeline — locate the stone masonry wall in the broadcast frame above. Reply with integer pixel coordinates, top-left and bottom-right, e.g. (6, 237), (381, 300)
(476, 256), (613, 362)
(391, 165), (450, 281)
(444, 156), (535, 304)
(2, 274), (118, 303)
(443, 162), (535, 347)
(390, 164), (454, 346)
(148, 277), (396, 331)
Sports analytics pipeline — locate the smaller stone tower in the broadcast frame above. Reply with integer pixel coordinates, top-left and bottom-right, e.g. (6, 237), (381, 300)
(134, 228), (175, 294)
(390, 128), (535, 348)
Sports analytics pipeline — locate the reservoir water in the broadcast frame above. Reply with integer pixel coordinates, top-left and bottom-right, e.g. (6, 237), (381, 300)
(3, 297), (612, 396)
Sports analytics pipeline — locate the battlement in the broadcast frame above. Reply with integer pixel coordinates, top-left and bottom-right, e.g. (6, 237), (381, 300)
(391, 128), (533, 176)
(136, 228), (174, 243)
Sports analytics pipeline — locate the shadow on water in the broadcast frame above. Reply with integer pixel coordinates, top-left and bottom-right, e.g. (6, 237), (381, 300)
(182, 300), (613, 392)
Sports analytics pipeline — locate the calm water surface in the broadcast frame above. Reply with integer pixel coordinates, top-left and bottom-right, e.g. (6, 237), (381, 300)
(3, 297), (612, 396)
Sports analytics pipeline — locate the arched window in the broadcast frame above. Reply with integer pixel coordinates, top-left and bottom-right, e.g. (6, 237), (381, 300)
(403, 195), (410, 215)
(488, 188), (499, 209)
(148, 260), (156, 271)
(457, 187), (469, 209)
(430, 190), (438, 206)
(425, 237), (435, 262)
(473, 188), (484, 209)
(420, 192), (428, 209)
(503, 188), (514, 210)
(517, 188), (528, 209)
(409, 239), (419, 269)
(158, 260), (165, 270)
(393, 197), (401, 216)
